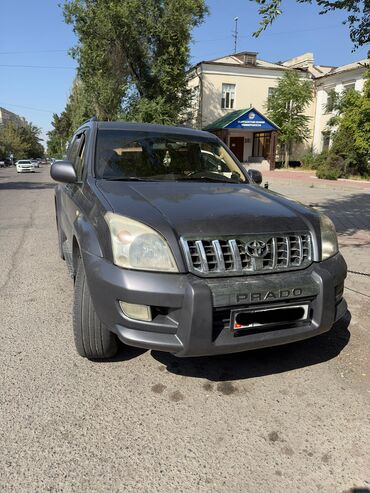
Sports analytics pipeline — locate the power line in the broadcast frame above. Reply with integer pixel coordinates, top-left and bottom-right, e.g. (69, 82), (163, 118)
(0, 102), (55, 113)
(0, 49), (69, 55)
(192, 35), (232, 44)
(0, 63), (76, 70)
(239, 24), (340, 38)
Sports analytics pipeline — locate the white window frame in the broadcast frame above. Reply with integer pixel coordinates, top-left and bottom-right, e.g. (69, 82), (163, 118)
(221, 83), (236, 109)
(343, 80), (356, 92)
(268, 87), (276, 99)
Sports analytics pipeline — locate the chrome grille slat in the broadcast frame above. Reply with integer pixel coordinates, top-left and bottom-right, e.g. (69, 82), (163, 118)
(228, 239), (242, 271)
(182, 233), (312, 277)
(212, 240), (226, 272)
(195, 240), (209, 273)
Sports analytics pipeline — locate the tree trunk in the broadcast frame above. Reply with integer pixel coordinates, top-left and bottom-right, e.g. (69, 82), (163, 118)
(284, 144), (290, 168)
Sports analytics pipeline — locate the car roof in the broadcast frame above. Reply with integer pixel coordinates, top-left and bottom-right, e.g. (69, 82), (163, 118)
(78, 120), (217, 140)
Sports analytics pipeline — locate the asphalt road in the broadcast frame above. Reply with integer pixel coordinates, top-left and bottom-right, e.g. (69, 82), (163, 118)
(0, 167), (369, 492)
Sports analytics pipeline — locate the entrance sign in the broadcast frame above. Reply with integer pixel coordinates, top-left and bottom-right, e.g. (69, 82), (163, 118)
(226, 109), (277, 131)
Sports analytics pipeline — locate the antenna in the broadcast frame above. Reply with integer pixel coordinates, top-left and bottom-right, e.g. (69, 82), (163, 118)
(233, 17), (239, 54)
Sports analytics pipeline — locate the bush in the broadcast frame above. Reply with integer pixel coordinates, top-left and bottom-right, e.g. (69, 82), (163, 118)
(300, 150), (328, 170)
(300, 151), (316, 169)
(316, 165), (340, 180)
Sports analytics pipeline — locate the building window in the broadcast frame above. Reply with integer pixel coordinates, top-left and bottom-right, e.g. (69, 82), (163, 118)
(322, 131), (331, 151)
(221, 83), (235, 109)
(253, 132), (271, 158)
(244, 54), (256, 65)
(325, 89), (336, 113)
(343, 80), (356, 90)
(267, 87), (276, 109)
(268, 87), (276, 99)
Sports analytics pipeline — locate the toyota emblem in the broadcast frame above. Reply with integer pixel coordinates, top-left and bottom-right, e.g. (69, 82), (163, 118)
(245, 240), (268, 258)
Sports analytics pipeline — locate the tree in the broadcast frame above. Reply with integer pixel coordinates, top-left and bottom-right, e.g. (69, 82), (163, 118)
(47, 109), (72, 158)
(62, 0), (208, 124)
(266, 71), (313, 167)
(251, 0), (369, 48)
(324, 69), (370, 176)
(0, 121), (44, 160)
(0, 122), (28, 159)
(47, 78), (95, 157)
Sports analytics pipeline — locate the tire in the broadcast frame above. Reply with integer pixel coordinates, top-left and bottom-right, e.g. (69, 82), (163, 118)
(73, 258), (119, 359)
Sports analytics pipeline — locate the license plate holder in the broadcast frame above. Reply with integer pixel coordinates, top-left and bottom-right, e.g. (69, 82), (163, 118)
(231, 303), (310, 332)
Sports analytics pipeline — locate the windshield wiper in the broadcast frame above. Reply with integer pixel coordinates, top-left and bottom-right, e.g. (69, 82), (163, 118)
(103, 177), (156, 182)
(177, 176), (241, 184)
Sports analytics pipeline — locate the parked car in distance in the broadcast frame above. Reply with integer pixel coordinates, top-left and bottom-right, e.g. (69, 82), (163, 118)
(51, 119), (347, 361)
(16, 160), (35, 173)
(0, 160), (5, 168)
(31, 159), (40, 168)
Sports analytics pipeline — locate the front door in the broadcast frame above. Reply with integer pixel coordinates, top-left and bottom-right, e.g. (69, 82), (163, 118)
(229, 137), (244, 162)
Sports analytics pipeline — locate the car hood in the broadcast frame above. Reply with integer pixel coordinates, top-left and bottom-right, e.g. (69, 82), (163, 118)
(96, 181), (320, 239)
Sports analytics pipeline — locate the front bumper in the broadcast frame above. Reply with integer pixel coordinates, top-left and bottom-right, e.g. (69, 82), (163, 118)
(83, 251), (347, 357)
(17, 167), (34, 172)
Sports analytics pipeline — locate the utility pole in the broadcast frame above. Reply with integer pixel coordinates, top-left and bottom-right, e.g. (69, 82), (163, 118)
(233, 17), (239, 54)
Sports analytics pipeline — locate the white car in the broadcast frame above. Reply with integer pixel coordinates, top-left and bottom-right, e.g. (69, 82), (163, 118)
(16, 160), (35, 173)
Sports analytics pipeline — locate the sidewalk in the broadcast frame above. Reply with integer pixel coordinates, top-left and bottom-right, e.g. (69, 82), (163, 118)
(263, 169), (370, 190)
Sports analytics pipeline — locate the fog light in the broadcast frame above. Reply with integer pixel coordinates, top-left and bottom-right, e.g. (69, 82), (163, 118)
(119, 301), (152, 321)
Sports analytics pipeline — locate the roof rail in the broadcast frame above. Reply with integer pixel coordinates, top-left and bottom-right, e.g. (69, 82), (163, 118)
(80, 116), (97, 126)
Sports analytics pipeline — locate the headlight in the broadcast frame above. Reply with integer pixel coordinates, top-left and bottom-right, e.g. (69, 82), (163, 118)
(105, 213), (178, 272)
(320, 214), (338, 260)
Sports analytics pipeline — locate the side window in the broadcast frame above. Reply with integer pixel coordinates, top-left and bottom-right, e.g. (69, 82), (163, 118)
(67, 130), (89, 181)
(67, 136), (80, 165)
(75, 132), (88, 181)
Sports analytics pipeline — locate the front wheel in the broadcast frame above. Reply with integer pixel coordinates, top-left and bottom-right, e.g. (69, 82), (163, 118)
(73, 258), (119, 359)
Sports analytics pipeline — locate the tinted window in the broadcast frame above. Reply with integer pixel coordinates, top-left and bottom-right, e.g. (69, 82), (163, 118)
(67, 135), (81, 166)
(68, 131), (88, 181)
(75, 132), (88, 181)
(95, 130), (246, 183)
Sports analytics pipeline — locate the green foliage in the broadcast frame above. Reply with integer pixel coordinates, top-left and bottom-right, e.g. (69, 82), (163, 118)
(325, 69), (370, 176)
(300, 150), (328, 169)
(0, 121), (44, 160)
(316, 165), (340, 180)
(47, 110), (72, 158)
(47, 79), (95, 157)
(266, 71), (313, 166)
(300, 151), (316, 169)
(62, 0), (208, 124)
(251, 0), (369, 48)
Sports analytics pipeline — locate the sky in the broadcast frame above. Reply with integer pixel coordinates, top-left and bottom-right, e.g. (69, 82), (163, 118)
(0, 0), (368, 148)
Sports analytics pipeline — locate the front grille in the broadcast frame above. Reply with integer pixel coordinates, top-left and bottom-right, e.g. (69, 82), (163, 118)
(181, 233), (312, 277)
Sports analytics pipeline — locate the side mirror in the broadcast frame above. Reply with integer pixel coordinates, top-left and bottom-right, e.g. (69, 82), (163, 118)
(50, 160), (77, 183)
(247, 168), (263, 185)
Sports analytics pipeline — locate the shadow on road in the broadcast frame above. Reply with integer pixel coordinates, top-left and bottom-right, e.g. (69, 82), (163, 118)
(0, 181), (56, 190)
(108, 311), (351, 381)
(151, 311), (351, 381)
(314, 192), (370, 237)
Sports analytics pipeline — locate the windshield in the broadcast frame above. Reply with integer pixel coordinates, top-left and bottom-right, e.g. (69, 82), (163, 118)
(95, 130), (247, 183)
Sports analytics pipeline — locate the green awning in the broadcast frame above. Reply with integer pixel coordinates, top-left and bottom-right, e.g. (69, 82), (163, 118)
(203, 108), (250, 131)
(203, 107), (279, 132)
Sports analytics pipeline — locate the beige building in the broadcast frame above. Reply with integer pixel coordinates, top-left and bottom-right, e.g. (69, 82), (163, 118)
(188, 51), (367, 168)
(0, 107), (25, 128)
